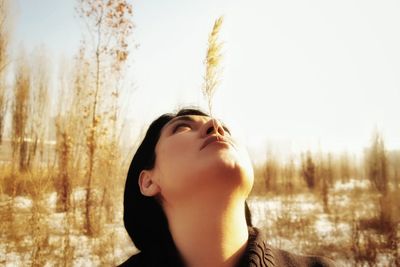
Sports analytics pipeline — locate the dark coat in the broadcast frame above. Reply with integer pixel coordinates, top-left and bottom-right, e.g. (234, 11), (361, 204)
(118, 227), (336, 267)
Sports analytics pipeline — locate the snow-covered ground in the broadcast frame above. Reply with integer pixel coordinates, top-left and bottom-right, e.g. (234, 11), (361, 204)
(0, 188), (136, 266)
(1, 179), (399, 266)
(248, 179), (399, 266)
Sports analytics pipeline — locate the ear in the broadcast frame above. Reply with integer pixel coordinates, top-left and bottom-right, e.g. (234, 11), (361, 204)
(138, 170), (160, 197)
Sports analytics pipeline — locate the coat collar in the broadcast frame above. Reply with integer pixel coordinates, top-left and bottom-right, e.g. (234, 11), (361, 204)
(236, 227), (276, 267)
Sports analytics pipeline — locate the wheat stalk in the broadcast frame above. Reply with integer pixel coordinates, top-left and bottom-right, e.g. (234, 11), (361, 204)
(203, 16), (223, 116)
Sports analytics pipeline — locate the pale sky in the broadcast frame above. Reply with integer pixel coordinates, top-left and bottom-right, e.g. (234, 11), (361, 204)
(13, 0), (400, 160)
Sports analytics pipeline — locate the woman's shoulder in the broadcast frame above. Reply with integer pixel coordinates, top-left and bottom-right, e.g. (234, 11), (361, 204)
(244, 227), (336, 267)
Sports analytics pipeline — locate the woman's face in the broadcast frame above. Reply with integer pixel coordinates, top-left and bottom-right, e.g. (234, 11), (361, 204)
(146, 115), (254, 204)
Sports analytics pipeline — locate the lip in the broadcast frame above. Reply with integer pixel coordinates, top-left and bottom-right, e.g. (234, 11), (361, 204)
(200, 135), (232, 150)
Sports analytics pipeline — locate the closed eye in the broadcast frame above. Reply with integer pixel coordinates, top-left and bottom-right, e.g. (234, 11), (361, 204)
(222, 125), (231, 135)
(172, 123), (192, 133)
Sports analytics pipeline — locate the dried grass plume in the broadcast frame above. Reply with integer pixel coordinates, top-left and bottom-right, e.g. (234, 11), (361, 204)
(203, 16), (223, 115)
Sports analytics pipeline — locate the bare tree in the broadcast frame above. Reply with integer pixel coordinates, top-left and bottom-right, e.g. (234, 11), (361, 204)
(263, 151), (279, 192)
(0, 0), (11, 73)
(0, 0), (12, 144)
(365, 131), (394, 232)
(0, 70), (6, 144)
(11, 55), (30, 172)
(53, 49), (91, 214)
(75, 0), (134, 236)
(301, 151), (316, 190)
(27, 48), (50, 167)
(366, 131), (388, 195)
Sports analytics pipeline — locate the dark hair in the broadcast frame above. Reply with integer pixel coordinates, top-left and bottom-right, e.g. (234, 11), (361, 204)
(123, 108), (252, 257)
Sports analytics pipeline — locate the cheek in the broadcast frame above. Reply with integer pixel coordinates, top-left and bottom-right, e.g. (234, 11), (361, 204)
(154, 138), (197, 195)
(158, 137), (194, 168)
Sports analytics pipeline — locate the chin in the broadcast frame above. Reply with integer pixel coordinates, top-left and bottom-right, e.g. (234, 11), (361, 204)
(197, 150), (254, 196)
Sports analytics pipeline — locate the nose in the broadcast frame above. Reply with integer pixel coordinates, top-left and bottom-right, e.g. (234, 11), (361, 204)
(201, 118), (226, 137)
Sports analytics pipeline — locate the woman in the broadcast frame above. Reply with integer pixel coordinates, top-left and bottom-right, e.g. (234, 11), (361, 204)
(120, 108), (335, 267)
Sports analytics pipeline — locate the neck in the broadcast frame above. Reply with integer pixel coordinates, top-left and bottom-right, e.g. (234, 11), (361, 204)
(163, 194), (249, 267)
